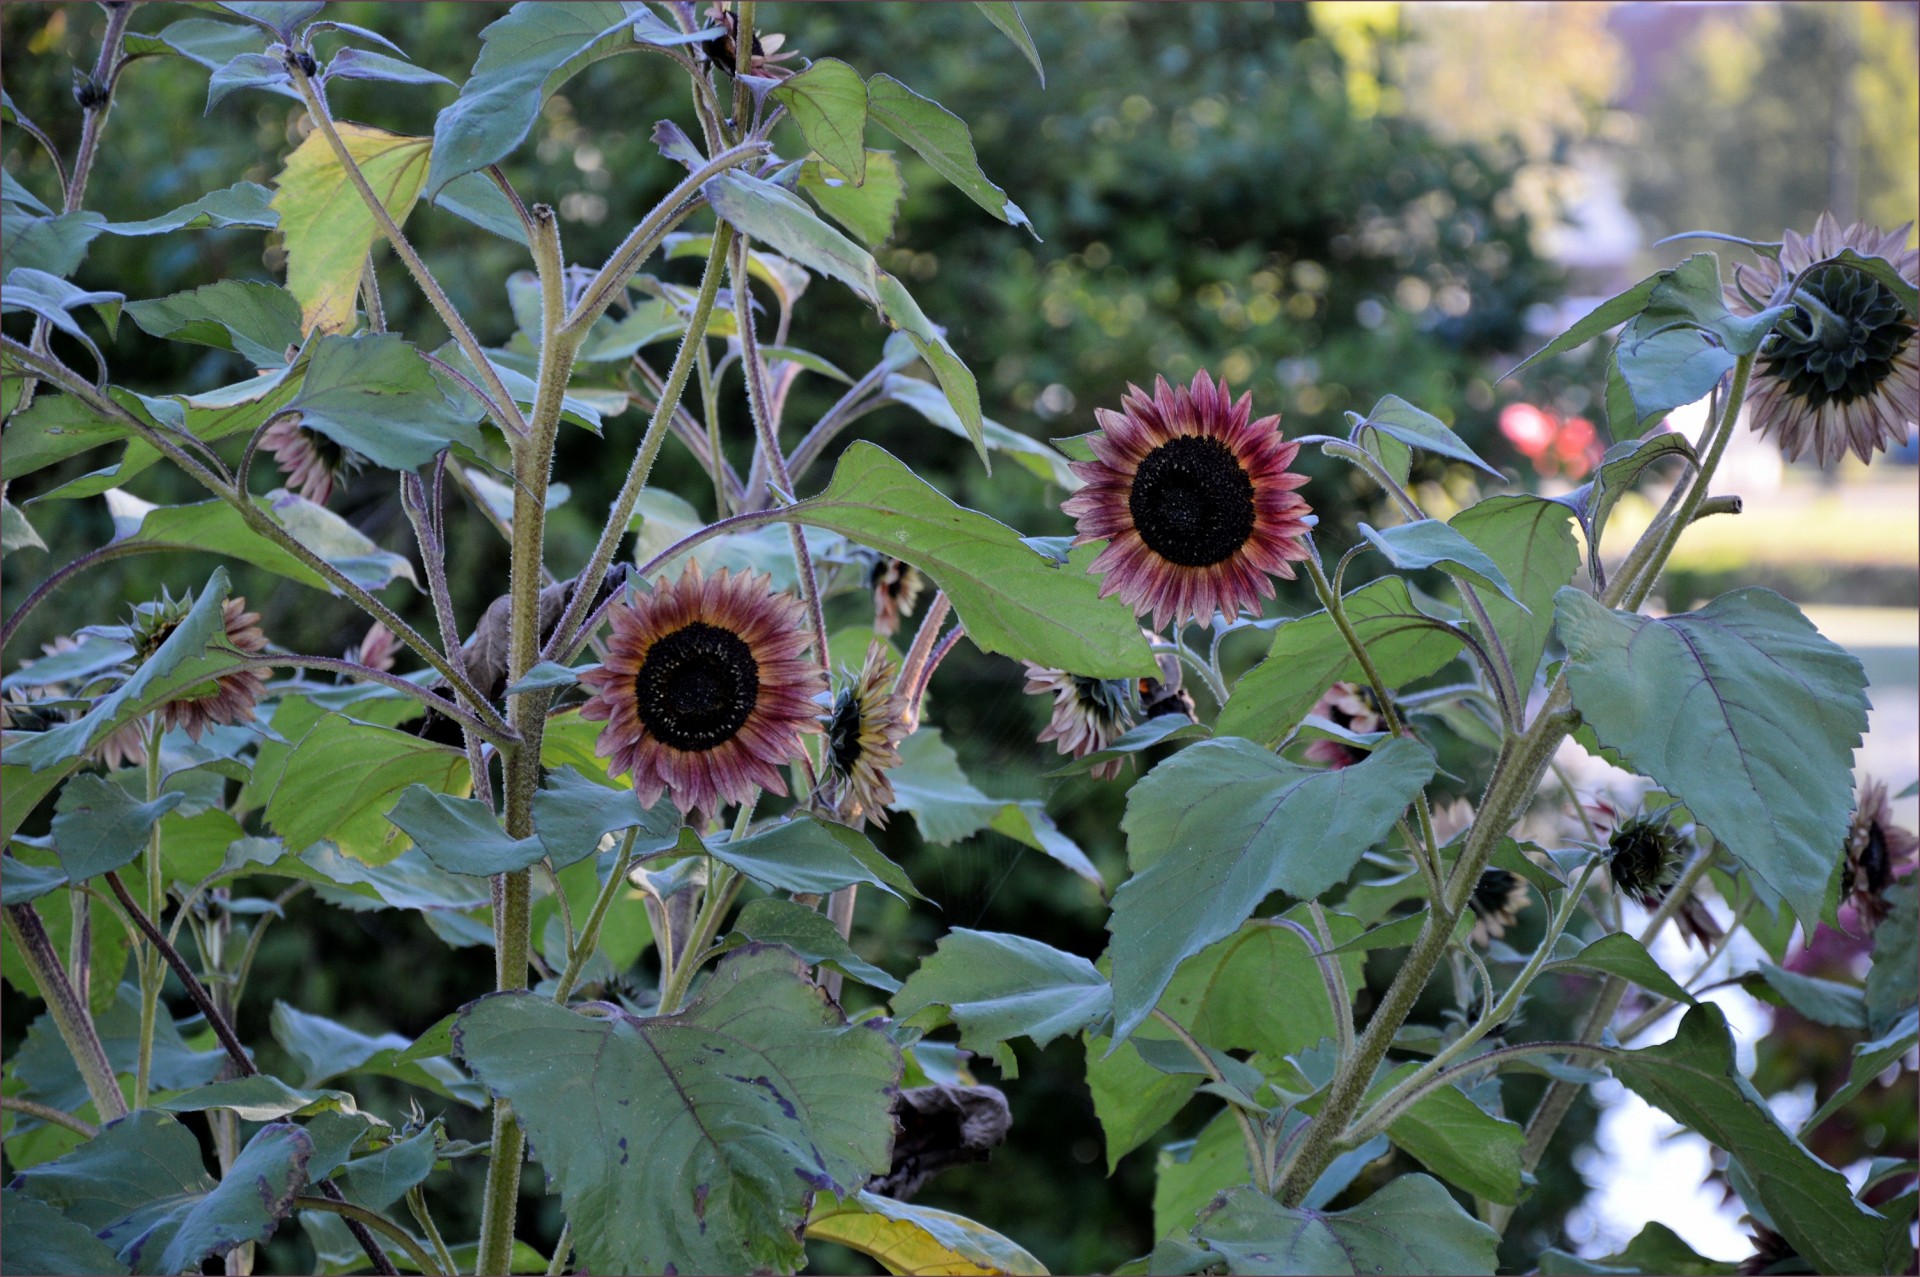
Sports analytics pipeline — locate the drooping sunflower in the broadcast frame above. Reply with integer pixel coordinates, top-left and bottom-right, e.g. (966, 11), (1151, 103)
(262, 414), (359, 504)
(1063, 370), (1313, 630)
(579, 562), (824, 818)
(1729, 214), (1918, 466)
(1598, 803), (1722, 950)
(1137, 630), (1196, 722)
(821, 642), (911, 829)
(1467, 869), (1530, 947)
(1841, 775), (1918, 931)
(1303, 681), (1389, 769)
(868, 556), (925, 637)
(1024, 665), (1135, 780)
(157, 597), (270, 740)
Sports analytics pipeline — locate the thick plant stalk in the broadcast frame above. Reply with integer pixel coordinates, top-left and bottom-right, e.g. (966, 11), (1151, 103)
(2, 904), (126, 1122)
(1277, 354), (1757, 1204)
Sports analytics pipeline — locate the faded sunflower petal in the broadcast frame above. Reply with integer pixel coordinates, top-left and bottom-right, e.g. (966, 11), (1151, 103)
(1063, 370), (1312, 630)
(160, 597), (270, 740)
(822, 642), (911, 829)
(579, 561), (825, 819)
(1841, 775), (1919, 930)
(1468, 869), (1529, 947)
(1729, 215), (1918, 466)
(1024, 663), (1135, 780)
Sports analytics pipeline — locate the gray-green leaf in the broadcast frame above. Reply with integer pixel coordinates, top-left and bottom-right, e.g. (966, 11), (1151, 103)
(1190, 1176), (1499, 1275)
(893, 929), (1111, 1077)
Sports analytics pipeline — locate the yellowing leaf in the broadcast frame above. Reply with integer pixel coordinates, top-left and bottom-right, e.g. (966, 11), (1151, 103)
(807, 1192), (1048, 1276)
(270, 124), (430, 336)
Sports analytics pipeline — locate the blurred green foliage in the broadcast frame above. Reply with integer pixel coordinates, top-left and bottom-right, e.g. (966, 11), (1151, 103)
(2, 3), (1640, 1270)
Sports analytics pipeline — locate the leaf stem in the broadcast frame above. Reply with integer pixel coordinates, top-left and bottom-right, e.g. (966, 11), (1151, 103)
(292, 1196), (442, 1277)
(134, 716), (166, 1108)
(552, 828), (641, 1004)
(242, 655), (514, 746)
(0, 1095), (99, 1139)
(1150, 1008), (1272, 1194)
(0, 903), (126, 1121)
(406, 1186), (459, 1277)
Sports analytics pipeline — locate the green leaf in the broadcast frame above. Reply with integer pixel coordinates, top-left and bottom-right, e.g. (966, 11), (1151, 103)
(1357, 520), (1524, 608)
(213, 2), (325, 38)
(0, 1190), (132, 1276)
(286, 333), (484, 470)
(1, 268), (118, 379)
(123, 279), (302, 368)
(127, 17), (276, 76)
(2, 497), (46, 556)
(873, 273), (987, 467)
(1190, 1177), (1499, 1276)
(1749, 960), (1865, 1029)
(95, 182), (278, 236)
(1356, 1064), (1525, 1204)
(427, 170), (530, 246)
(453, 948), (900, 1276)
(787, 443), (1154, 677)
(866, 74), (1033, 235)
(721, 898), (900, 993)
(103, 487), (418, 594)
(1824, 247), (1920, 321)
(1506, 273), (1662, 379)
(1538, 1222), (1738, 1275)
(706, 813), (922, 901)
(1047, 714), (1209, 778)
(1088, 1030), (1200, 1175)
(270, 1001), (483, 1106)
(893, 929), (1110, 1076)
(335, 1120), (443, 1212)
(1447, 495), (1579, 694)
(1803, 1006), (1918, 1132)
(1544, 932), (1698, 1007)
(8, 1110), (312, 1275)
(270, 123), (431, 336)
(704, 168), (880, 301)
(50, 774), (186, 884)
(1152, 1108), (1254, 1240)
(531, 765), (680, 869)
(1356, 395), (1501, 478)
(1582, 433), (1697, 572)
(385, 786), (545, 876)
(806, 1190), (1048, 1276)
(425, 2), (697, 196)
(325, 47), (456, 88)
(1866, 878), (1917, 1037)
(886, 730), (1101, 887)
(1615, 320), (1733, 426)
(884, 374), (1078, 487)
(971, 2), (1045, 85)
(156, 1075), (358, 1122)
(1217, 577), (1463, 746)
(773, 58), (869, 185)
(264, 712), (470, 865)
(207, 53), (293, 109)
(1556, 587), (1868, 932)
(1108, 736), (1436, 1042)
(7, 569), (244, 777)
(0, 212), (106, 280)
(0, 855), (67, 905)
(799, 151), (905, 248)
(1611, 1004), (1889, 1275)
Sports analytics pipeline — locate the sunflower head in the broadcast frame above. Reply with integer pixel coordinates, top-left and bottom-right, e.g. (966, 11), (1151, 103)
(822, 642), (911, 829)
(1138, 632), (1197, 722)
(1062, 370), (1313, 630)
(1467, 868), (1529, 947)
(1304, 681), (1388, 769)
(579, 562), (824, 818)
(1023, 664), (1136, 780)
(1842, 775), (1918, 930)
(1730, 214), (1918, 466)
(263, 413), (359, 505)
(1605, 810), (1686, 909)
(868, 556), (925, 637)
(159, 597), (270, 741)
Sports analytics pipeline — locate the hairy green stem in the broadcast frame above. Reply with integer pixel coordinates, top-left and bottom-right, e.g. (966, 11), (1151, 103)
(406, 1187), (459, 1277)
(1152, 1008), (1272, 1194)
(293, 1196), (441, 1277)
(134, 717), (165, 1108)
(2, 904), (126, 1121)
(546, 1222), (574, 1277)
(552, 828), (640, 1004)
(0, 1095), (99, 1139)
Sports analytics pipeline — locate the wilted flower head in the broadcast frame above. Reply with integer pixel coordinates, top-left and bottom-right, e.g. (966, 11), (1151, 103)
(4, 635), (147, 768)
(158, 597), (271, 740)
(262, 414), (358, 505)
(1841, 775), (1918, 931)
(1599, 803), (1722, 949)
(868, 557), (925, 638)
(1063, 371), (1313, 630)
(1730, 214), (1918, 466)
(1024, 664), (1135, 780)
(1468, 869), (1529, 947)
(700, 2), (796, 78)
(821, 642), (911, 830)
(578, 561), (825, 818)
(1137, 631), (1196, 723)
(1304, 682), (1387, 769)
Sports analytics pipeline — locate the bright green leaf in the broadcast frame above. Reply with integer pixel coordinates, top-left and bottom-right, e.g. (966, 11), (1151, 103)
(103, 487), (418, 594)
(385, 785), (545, 876)
(799, 151), (905, 248)
(1108, 736), (1436, 1042)
(1447, 495), (1579, 694)
(971, 2), (1045, 85)
(452, 949), (900, 1275)
(773, 58), (869, 185)
(1545, 932), (1699, 1007)
(704, 169), (881, 301)
(1357, 1064), (1525, 1204)
(1556, 587), (1868, 932)
(706, 812), (922, 901)
(122, 279), (302, 368)
(866, 74), (1032, 235)
(1357, 395), (1501, 478)
(884, 374), (1077, 487)
(1358, 519), (1524, 608)
(263, 712), (470, 865)
(2, 498), (46, 556)
(722, 898), (901, 993)
(96, 182), (278, 236)
(1506, 274), (1662, 380)
(887, 730), (1100, 886)
(285, 332), (484, 470)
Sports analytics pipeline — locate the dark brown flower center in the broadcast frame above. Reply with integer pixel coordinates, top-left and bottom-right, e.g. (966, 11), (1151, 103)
(1608, 819), (1676, 904)
(634, 621), (760, 751)
(1470, 869), (1518, 919)
(1764, 264), (1915, 408)
(1128, 435), (1256, 567)
(827, 687), (865, 775)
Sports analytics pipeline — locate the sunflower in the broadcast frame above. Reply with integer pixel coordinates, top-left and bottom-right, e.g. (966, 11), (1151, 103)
(158, 597), (270, 740)
(1063, 370), (1313, 630)
(347, 622), (400, 673)
(579, 562), (824, 818)
(1304, 681), (1388, 769)
(868, 556), (925, 637)
(822, 642), (911, 829)
(1729, 214), (1918, 466)
(1024, 665), (1135, 780)
(1599, 804), (1722, 950)
(1138, 631), (1196, 722)
(262, 413), (358, 504)
(1467, 869), (1529, 947)
(1841, 775), (1918, 931)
